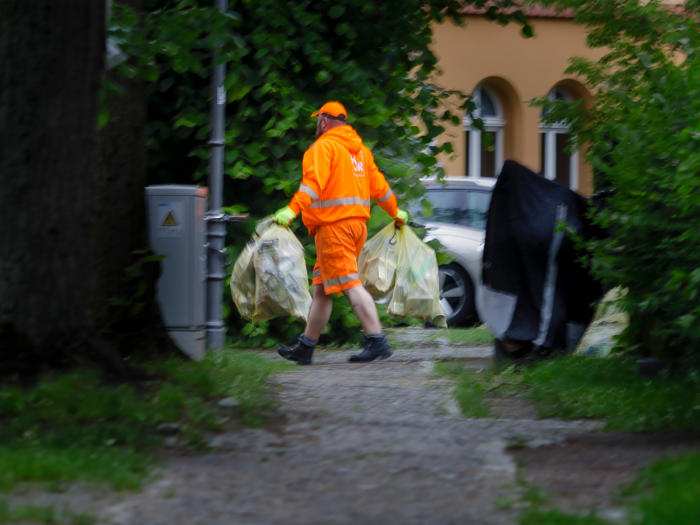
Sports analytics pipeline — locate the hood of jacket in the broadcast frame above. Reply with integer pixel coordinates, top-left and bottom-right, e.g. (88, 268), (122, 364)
(318, 124), (363, 154)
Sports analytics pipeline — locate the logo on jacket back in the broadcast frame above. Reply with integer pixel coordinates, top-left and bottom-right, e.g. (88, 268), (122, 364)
(351, 153), (365, 177)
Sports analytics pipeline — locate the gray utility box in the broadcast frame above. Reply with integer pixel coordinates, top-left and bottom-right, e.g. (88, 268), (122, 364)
(145, 185), (209, 360)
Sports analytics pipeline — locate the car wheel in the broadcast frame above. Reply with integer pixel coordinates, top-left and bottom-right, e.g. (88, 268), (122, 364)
(438, 263), (476, 326)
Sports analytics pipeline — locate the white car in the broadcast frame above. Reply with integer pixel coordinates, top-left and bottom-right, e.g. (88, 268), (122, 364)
(409, 178), (495, 326)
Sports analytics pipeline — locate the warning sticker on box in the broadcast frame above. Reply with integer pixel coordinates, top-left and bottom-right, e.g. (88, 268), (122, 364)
(157, 202), (184, 237)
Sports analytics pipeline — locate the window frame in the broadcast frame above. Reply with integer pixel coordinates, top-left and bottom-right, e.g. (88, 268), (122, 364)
(464, 86), (505, 179)
(540, 88), (579, 191)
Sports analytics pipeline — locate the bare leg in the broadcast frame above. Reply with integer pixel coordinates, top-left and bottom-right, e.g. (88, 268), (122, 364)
(343, 285), (382, 335)
(304, 284), (333, 340)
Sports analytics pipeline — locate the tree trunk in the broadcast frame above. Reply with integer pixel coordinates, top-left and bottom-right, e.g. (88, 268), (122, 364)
(90, 0), (179, 360)
(0, 1), (105, 371)
(0, 1), (147, 377)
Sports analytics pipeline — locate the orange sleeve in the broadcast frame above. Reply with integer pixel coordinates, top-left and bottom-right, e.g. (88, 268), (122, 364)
(289, 142), (333, 216)
(367, 148), (399, 218)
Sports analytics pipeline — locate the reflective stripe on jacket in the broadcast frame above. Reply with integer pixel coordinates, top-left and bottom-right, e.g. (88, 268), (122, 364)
(288, 125), (399, 231)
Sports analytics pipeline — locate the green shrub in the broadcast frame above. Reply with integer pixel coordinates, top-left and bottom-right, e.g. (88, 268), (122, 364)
(534, 0), (700, 363)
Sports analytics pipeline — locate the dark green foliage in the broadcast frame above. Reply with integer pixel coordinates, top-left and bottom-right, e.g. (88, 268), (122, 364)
(531, 0), (700, 362)
(108, 0), (529, 346)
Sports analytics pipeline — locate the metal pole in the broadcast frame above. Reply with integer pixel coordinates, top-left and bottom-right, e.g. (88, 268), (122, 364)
(205, 0), (227, 350)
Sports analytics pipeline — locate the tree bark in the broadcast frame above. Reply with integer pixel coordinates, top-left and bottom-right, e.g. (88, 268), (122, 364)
(90, 0), (179, 360)
(0, 1), (105, 371)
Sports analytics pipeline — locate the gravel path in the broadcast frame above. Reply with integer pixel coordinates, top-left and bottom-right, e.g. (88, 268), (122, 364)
(13, 341), (698, 524)
(84, 345), (599, 525)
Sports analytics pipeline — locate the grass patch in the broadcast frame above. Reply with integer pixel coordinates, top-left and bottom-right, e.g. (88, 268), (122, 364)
(0, 349), (291, 492)
(385, 324), (495, 349)
(439, 354), (700, 433)
(621, 451), (700, 525)
(520, 356), (700, 432)
(0, 502), (59, 524)
(434, 363), (491, 417)
(519, 509), (610, 525)
(436, 325), (495, 345)
(0, 501), (96, 524)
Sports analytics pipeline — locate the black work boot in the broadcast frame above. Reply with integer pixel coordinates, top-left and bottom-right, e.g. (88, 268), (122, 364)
(277, 335), (315, 366)
(348, 334), (393, 363)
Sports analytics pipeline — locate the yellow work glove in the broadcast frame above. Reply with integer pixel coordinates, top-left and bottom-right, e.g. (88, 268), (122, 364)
(273, 206), (296, 227)
(392, 209), (408, 227)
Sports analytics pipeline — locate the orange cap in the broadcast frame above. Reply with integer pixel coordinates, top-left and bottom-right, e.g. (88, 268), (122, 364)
(311, 101), (347, 119)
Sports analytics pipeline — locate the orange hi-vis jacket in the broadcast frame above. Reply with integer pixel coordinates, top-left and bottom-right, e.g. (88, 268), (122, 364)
(288, 125), (399, 232)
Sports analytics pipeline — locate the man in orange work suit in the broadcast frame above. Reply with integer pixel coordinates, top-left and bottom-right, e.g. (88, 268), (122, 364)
(273, 101), (408, 365)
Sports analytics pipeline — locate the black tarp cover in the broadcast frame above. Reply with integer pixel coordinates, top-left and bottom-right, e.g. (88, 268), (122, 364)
(477, 160), (602, 350)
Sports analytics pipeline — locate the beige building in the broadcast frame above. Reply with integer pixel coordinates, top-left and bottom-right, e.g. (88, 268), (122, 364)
(432, 6), (608, 196)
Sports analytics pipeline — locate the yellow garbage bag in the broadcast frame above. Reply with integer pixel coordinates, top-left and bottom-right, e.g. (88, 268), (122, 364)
(388, 226), (447, 327)
(575, 287), (629, 357)
(358, 223), (398, 300)
(230, 218), (312, 323)
(230, 236), (257, 320)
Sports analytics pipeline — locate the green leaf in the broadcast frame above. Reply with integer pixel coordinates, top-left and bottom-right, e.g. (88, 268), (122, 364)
(97, 106), (110, 131)
(315, 71), (331, 84)
(329, 5), (345, 18)
(227, 83), (251, 102)
(130, 302), (145, 316)
(521, 24), (534, 39)
(174, 117), (197, 128)
(142, 65), (159, 82)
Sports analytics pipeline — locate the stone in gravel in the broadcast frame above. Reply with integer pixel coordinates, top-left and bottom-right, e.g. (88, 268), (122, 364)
(155, 423), (180, 435)
(599, 508), (627, 522)
(163, 437), (179, 448)
(218, 397), (240, 407)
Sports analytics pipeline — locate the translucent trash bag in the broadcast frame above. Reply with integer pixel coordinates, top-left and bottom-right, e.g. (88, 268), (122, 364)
(575, 287), (629, 357)
(358, 223), (398, 300)
(230, 217), (312, 323)
(388, 226), (446, 328)
(230, 236), (257, 321)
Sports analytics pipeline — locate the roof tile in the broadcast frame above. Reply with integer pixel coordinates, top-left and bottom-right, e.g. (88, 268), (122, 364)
(458, 2), (575, 19)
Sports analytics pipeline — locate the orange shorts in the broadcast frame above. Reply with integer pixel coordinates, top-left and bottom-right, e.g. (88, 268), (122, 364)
(312, 218), (367, 295)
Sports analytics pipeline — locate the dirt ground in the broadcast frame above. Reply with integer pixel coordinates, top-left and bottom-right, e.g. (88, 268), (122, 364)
(511, 432), (700, 518)
(9, 341), (700, 524)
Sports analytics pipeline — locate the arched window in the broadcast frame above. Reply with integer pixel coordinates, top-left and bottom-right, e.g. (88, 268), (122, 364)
(464, 86), (505, 178)
(540, 88), (578, 190)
